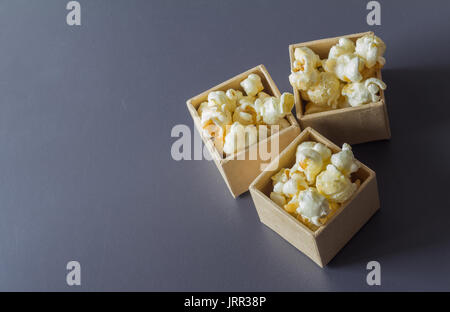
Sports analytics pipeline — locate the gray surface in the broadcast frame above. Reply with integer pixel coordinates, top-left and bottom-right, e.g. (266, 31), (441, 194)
(0, 0), (449, 291)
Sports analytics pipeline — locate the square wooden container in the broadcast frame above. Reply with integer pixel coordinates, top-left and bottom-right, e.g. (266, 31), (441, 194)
(289, 31), (391, 146)
(249, 127), (380, 267)
(186, 65), (301, 198)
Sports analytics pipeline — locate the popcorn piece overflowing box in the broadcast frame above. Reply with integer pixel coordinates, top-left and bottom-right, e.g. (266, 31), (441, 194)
(289, 31), (391, 145)
(186, 32), (386, 267)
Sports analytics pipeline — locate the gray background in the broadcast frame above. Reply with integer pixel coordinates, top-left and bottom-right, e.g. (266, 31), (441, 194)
(0, 0), (449, 291)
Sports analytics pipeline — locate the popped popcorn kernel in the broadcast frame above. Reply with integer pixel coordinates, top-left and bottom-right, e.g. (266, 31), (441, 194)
(196, 73), (293, 156)
(355, 34), (386, 68)
(341, 77), (386, 107)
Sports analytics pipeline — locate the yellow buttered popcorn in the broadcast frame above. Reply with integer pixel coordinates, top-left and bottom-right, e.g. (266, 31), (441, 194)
(198, 100), (232, 150)
(294, 47), (321, 70)
(271, 168), (290, 194)
(208, 90), (237, 113)
(240, 73), (264, 97)
(233, 109), (257, 126)
(284, 194), (299, 214)
(222, 122), (258, 155)
(289, 70), (320, 91)
(254, 92), (294, 125)
(197, 73), (294, 155)
(330, 143), (360, 176)
(257, 91), (271, 101)
(270, 192), (287, 207)
(361, 63), (382, 80)
(316, 164), (358, 203)
(305, 72), (341, 108)
(292, 34), (387, 114)
(269, 140), (360, 230)
(341, 77), (386, 107)
(233, 99), (259, 126)
(289, 47), (321, 91)
(295, 149), (323, 185)
(295, 141), (331, 184)
(323, 37), (365, 83)
(305, 102), (333, 114)
(282, 171), (308, 197)
(296, 187), (330, 227)
(323, 53), (365, 83)
(269, 167), (308, 216)
(355, 33), (386, 68)
(225, 89), (243, 105)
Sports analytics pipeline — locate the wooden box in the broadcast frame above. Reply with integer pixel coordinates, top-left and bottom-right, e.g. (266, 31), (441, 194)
(186, 65), (301, 198)
(249, 127), (380, 267)
(289, 31), (391, 145)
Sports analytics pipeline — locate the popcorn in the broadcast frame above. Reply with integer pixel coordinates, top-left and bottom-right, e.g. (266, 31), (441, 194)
(322, 37), (365, 83)
(270, 192), (287, 207)
(282, 172), (308, 197)
(296, 141), (316, 151)
(295, 149), (323, 184)
(240, 73), (264, 97)
(233, 99), (258, 125)
(289, 69), (320, 91)
(202, 123), (226, 153)
(305, 102), (332, 114)
(271, 168), (290, 194)
(295, 148), (324, 185)
(294, 47), (321, 70)
(305, 72), (341, 108)
(269, 117), (292, 135)
(316, 164), (358, 203)
(330, 143), (359, 176)
(276, 117), (291, 130)
(238, 95), (256, 107)
(208, 90), (237, 113)
(289, 47), (321, 91)
(361, 63), (382, 80)
(294, 141), (332, 184)
(223, 122), (258, 155)
(199, 103), (231, 127)
(291, 34), (387, 114)
(254, 92), (294, 125)
(312, 142), (332, 162)
(296, 187), (330, 226)
(297, 141), (332, 161)
(323, 53), (364, 83)
(226, 89), (243, 105)
(355, 34), (386, 68)
(341, 77), (386, 107)
(284, 194), (299, 214)
(269, 140), (360, 230)
(232, 110), (256, 126)
(337, 95), (351, 109)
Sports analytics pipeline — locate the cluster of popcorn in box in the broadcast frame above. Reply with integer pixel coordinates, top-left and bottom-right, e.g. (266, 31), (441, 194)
(197, 74), (294, 155)
(289, 33), (387, 114)
(270, 141), (360, 231)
